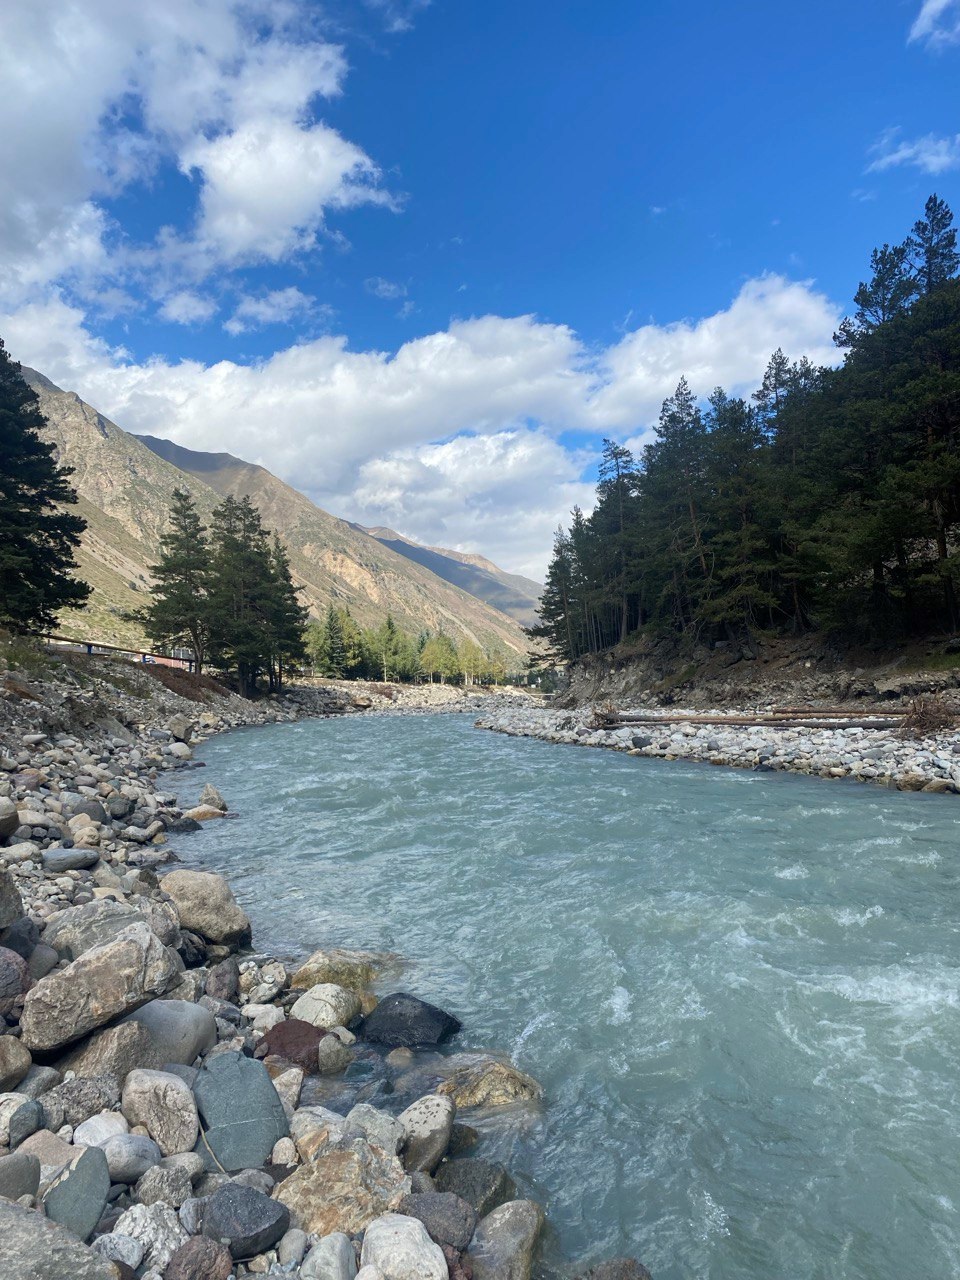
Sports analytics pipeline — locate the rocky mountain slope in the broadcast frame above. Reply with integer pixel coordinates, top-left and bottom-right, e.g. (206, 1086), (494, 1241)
(358, 526), (542, 628)
(23, 369), (533, 662)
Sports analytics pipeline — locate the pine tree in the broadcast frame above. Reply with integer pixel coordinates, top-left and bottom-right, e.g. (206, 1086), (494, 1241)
(205, 495), (276, 697)
(0, 340), (90, 632)
(834, 242), (916, 349)
(323, 605), (346, 677)
(908, 194), (960, 295)
(264, 534), (308, 692)
(143, 489), (211, 671)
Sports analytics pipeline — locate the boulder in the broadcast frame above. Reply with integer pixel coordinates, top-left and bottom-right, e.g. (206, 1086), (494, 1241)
(202, 1182), (290, 1259)
(0, 1150), (41, 1201)
(41, 1075), (120, 1130)
(290, 983), (361, 1030)
(397, 1094), (455, 1173)
(360, 993), (461, 1048)
(42, 848), (100, 872)
(121, 1069), (199, 1156)
(343, 1102), (404, 1155)
(20, 924), (180, 1052)
(0, 870), (24, 931)
(1, 914), (40, 959)
(434, 1159), (515, 1217)
(0, 946), (29, 1015)
(193, 1051), (288, 1173)
(575, 1262), (654, 1280)
(160, 871), (250, 945)
(0, 1033), (32, 1090)
(168, 714), (193, 744)
(301, 1231), (358, 1280)
(103, 1133), (163, 1184)
(43, 900), (144, 961)
(437, 1056), (543, 1108)
(273, 1140), (410, 1235)
(14, 1062), (59, 1101)
(42, 1146), (111, 1243)
(290, 948), (384, 994)
(0, 1198), (121, 1279)
(359, 1213), (448, 1280)
(120, 999), (216, 1065)
(111, 1201), (187, 1272)
(198, 782), (227, 810)
(398, 1191), (477, 1251)
(164, 1235), (233, 1280)
(8, 1096), (43, 1147)
(468, 1200), (544, 1280)
(205, 957), (240, 1003)
(57, 1020), (162, 1080)
(253, 1018), (324, 1072)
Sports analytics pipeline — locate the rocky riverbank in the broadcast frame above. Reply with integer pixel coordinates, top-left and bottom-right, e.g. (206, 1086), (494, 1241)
(0, 646), (647, 1280)
(475, 703), (960, 794)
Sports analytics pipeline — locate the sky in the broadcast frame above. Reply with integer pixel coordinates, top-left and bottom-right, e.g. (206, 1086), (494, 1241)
(1, 1), (958, 580)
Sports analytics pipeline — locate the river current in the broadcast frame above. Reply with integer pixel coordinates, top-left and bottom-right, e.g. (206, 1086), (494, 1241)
(179, 713), (960, 1280)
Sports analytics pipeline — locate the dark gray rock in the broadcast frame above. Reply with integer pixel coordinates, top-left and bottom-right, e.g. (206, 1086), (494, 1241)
(0, 1197), (118, 1278)
(360, 992), (462, 1048)
(8, 1098), (43, 1148)
(399, 1190), (478, 1250)
(15, 1064), (62, 1099)
(42, 1074), (119, 1129)
(120, 999), (216, 1065)
(72, 800), (108, 825)
(42, 848), (100, 872)
(27, 943), (58, 981)
(204, 958), (240, 1003)
(201, 1182), (290, 1259)
(434, 1158), (516, 1217)
(0, 945), (28, 1014)
(0, 872), (23, 931)
(43, 1146), (111, 1242)
(575, 1262), (654, 1280)
(0, 915), (40, 960)
(0, 1150), (40, 1201)
(192, 1050), (288, 1173)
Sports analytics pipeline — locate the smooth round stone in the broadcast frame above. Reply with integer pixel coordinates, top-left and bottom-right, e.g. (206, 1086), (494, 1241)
(104, 1133), (163, 1183)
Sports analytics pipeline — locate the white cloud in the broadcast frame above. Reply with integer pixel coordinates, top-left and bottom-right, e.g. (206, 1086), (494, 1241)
(909, 0), (960, 46)
(0, 274), (840, 577)
(159, 291), (217, 325)
(224, 287), (318, 334)
(867, 127), (960, 175)
(365, 277), (408, 299)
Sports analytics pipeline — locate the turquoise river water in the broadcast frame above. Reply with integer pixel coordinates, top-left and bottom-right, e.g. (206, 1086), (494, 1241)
(179, 713), (960, 1280)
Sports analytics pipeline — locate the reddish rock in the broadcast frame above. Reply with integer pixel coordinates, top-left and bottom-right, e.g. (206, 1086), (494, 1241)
(253, 1019), (324, 1073)
(163, 1235), (233, 1280)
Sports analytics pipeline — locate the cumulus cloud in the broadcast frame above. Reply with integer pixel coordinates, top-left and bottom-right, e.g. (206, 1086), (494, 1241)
(867, 127), (960, 175)
(909, 0), (960, 46)
(224, 287), (319, 334)
(160, 291), (218, 325)
(0, 274), (841, 577)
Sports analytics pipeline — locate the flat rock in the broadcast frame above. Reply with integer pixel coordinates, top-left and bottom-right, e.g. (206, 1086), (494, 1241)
(164, 1235), (233, 1280)
(434, 1159), (515, 1217)
(290, 983), (361, 1030)
(0, 1198), (120, 1279)
(202, 1182), (290, 1259)
(193, 1051), (288, 1173)
(398, 1094), (455, 1173)
(360, 1212), (448, 1280)
(57, 1020), (163, 1080)
(398, 1190), (478, 1251)
(20, 924), (179, 1053)
(120, 998), (216, 1065)
(468, 1200), (544, 1280)
(43, 1146), (111, 1243)
(273, 1139), (410, 1235)
(159, 870), (250, 945)
(360, 993), (461, 1049)
(121, 1069), (198, 1156)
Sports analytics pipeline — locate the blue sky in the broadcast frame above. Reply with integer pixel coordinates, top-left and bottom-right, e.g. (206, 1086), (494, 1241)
(1, 0), (958, 577)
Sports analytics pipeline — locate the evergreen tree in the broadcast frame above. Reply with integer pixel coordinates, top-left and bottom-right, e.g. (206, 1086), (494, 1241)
(205, 496), (277, 697)
(143, 489), (211, 671)
(908, 194), (960, 295)
(834, 242), (916, 349)
(324, 605), (346, 676)
(0, 340), (90, 632)
(264, 534), (308, 692)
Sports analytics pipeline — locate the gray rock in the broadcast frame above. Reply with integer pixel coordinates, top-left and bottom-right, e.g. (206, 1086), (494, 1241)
(120, 999), (216, 1065)
(192, 1050), (288, 1173)
(202, 1181), (290, 1259)
(20, 923), (180, 1053)
(0, 800), (19, 844)
(42, 848), (100, 873)
(317, 1031), (353, 1075)
(302, 1230), (358, 1280)
(398, 1191), (478, 1251)
(434, 1158), (515, 1217)
(0, 877), (24, 943)
(468, 1200), (544, 1280)
(27, 944), (58, 981)
(574, 1262), (654, 1280)
(159, 870), (250, 946)
(43, 899), (143, 961)
(205, 957), (240, 1003)
(360, 1212), (447, 1279)
(278, 1226), (309, 1266)
(73, 1110), (128, 1149)
(15, 1064), (61, 1100)
(344, 1102), (404, 1155)
(112, 1200), (187, 1271)
(0, 1151), (41, 1201)
(134, 1161), (192, 1207)
(103, 1133), (163, 1183)
(290, 983), (361, 1029)
(0, 946), (28, 1017)
(0, 1197), (119, 1279)
(360, 993), (462, 1048)
(398, 1094), (455, 1173)
(0, 914), (40, 960)
(178, 1195), (205, 1235)
(90, 1231), (145, 1269)
(42, 1146), (111, 1243)
(8, 1098), (44, 1148)
(121, 1069), (199, 1156)
(42, 1075), (120, 1129)
(0, 1033), (32, 1091)
(57, 1020), (162, 1080)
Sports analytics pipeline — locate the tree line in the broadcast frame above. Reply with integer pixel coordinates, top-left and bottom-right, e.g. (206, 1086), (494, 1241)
(532, 194), (960, 662)
(306, 605), (510, 685)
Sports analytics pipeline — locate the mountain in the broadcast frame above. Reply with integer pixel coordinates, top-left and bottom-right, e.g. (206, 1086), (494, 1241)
(23, 369), (533, 663)
(358, 526), (542, 628)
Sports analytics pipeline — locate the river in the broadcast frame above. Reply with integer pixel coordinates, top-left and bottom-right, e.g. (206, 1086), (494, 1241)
(178, 712), (960, 1280)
